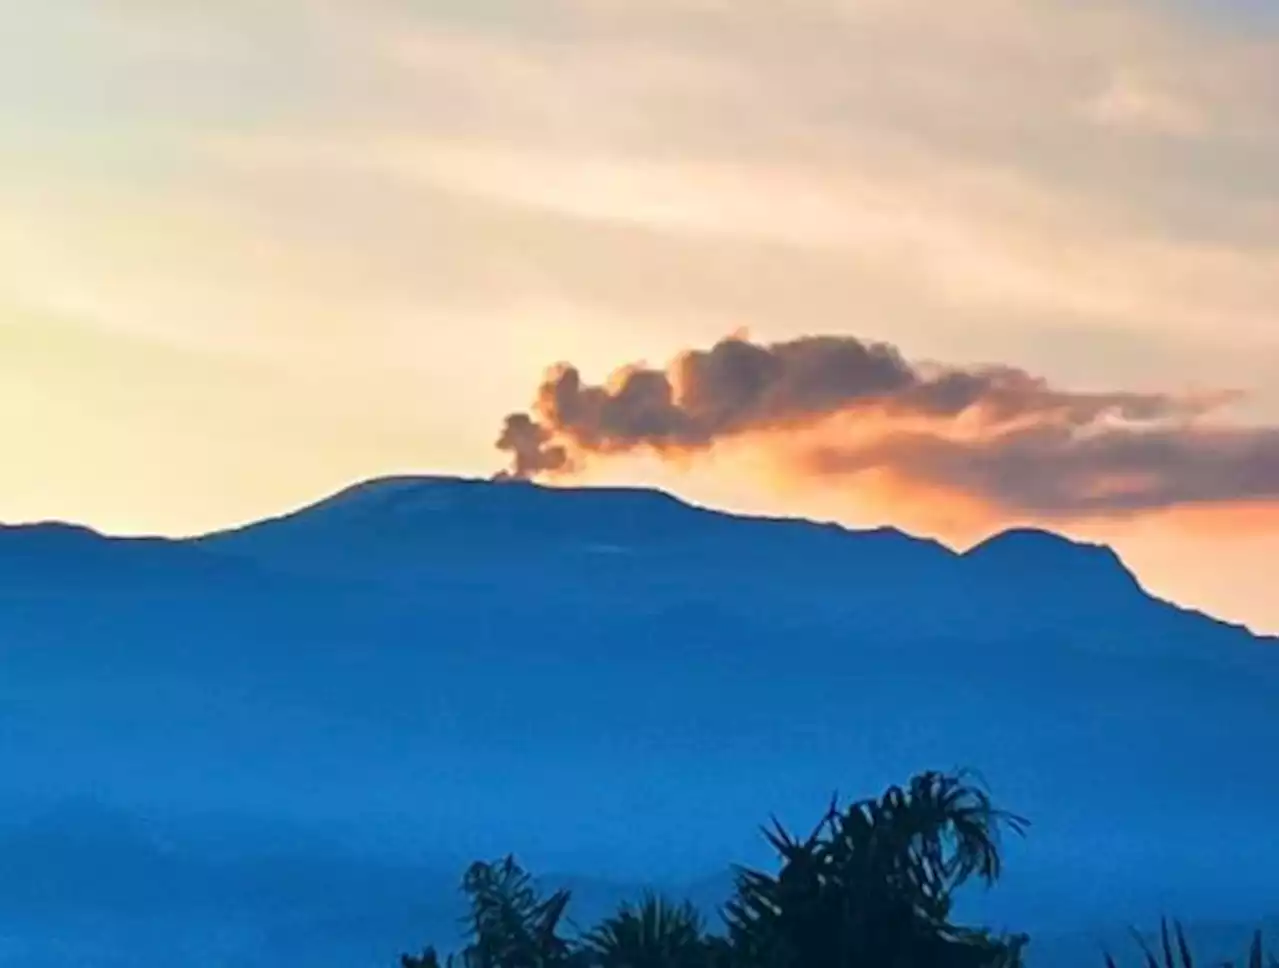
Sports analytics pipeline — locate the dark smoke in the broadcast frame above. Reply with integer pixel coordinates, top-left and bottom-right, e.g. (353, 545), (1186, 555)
(495, 413), (569, 479)
(494, 333), (1278, 516)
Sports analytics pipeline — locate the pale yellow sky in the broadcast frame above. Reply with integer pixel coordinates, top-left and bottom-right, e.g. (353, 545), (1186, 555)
(0, 0), (1276, 631)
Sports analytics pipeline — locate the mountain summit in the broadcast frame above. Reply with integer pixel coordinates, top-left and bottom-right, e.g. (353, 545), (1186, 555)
(195, 476), (1246, 649)
(199, 474), (1126, 577)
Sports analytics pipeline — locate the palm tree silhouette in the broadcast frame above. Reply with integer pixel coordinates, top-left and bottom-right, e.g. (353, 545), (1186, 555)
(458, 855), (577, 968)
(396, 769), (1275, 968)
(1103, 918), (1278, 968)
(582, 891), (715, 968)
(722, 768), (1029, 968)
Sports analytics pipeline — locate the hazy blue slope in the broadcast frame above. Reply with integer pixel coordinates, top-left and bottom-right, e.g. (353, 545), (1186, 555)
(0, 476), (1275, 964)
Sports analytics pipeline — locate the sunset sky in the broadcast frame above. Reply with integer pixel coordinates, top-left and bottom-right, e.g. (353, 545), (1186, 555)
(1, 0), (1276, 631)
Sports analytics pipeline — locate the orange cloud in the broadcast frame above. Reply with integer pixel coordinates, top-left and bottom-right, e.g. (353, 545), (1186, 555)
(495, 333), (1278, 520)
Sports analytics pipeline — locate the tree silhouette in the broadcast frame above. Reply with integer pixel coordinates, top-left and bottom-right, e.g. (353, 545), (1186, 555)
(457, 856), (577, 968)
(396, 769), (1273, 968)
(722, 769), (1029, 968)
(402, 946), (449, 968)
(582, 892), (714, 968)
(1103, 918), (1278, 968)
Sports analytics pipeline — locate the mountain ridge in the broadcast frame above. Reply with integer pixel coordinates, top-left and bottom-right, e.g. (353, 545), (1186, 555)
(4, 474), (1264, 639)
(0, 473), (1259, 642)
(194, 474), (1106, 563)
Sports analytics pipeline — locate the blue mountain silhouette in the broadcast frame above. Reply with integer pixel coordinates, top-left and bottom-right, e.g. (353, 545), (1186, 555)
(0, 476), (1274, 965)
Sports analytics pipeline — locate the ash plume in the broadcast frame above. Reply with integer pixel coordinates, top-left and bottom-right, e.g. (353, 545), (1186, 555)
(494, 333), (1277, 517)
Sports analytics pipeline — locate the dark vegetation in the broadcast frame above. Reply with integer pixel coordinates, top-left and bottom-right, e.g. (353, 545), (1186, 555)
(396, 770), (1274, 968)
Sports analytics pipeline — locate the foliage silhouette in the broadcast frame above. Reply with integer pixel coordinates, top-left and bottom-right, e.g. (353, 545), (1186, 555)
(1102, 918), (1278, 968)
(441, 855), (579, 968)
(402, 946), (447, 968)
(720, 768), (1028, 968)
(399, 770), (1026, 967)
(581, 892), (717, 968)
(397, 770), (1272, 968)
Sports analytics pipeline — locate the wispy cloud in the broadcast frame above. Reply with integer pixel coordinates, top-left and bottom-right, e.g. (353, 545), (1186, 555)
(1081, 69), (1206, 137)
(6, 0), (1274, 368)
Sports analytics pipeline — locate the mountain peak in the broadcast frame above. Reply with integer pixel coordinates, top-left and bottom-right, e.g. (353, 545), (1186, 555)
(307, 474), (488, 511)
(967, 526), (1115, 560)
(0, 519), (104, 543)
(963, 526), (1141, 596)
(276, 474), (696, 522)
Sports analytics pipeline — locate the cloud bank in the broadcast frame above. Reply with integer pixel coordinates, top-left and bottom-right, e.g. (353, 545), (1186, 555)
(496, 334), (1277, 517)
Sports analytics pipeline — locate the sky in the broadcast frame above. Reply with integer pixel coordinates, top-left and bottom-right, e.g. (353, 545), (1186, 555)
(0, 0), (1276, 632)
